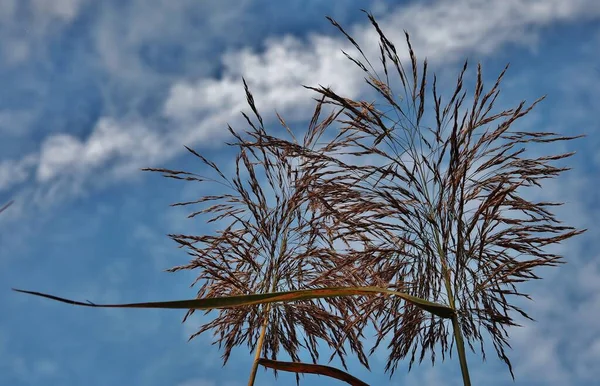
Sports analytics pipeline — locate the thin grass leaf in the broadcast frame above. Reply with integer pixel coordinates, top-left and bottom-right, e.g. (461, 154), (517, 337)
(12, 286), (454, 318)
(258, 358), (369, 386)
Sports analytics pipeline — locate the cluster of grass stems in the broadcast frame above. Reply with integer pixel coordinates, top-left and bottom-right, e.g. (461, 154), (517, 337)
(12, 11), (584, 386)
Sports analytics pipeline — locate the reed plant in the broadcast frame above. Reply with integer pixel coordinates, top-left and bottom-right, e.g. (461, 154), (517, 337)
(13, 11), (584, 386)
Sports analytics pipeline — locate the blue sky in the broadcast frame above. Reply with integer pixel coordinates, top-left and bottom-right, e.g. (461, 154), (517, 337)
(1, 0), (599, 385)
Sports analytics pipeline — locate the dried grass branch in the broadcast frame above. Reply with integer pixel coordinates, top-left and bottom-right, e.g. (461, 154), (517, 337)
(143, 80), (372, 383)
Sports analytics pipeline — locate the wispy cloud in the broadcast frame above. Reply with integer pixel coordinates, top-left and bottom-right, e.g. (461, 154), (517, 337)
(0, 0), (84, 65)
(3, 0), (598, 214)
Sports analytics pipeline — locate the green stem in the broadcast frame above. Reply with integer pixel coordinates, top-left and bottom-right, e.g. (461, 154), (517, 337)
(442, 260), (472, 386)
(247, 235), (287, 386)
(247, 302), (272, 386)
(410, 137), (471, 385)
(451, 311), (471, 386)
(432, 222), (471, 386)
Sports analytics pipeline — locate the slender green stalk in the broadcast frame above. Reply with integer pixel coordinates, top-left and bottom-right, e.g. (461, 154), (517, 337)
(420, 146), (471, 386)
(248, 235), (286, 386)
(247, 302), (272, 386)
(451, 313), (471, 386)
(247, 277), (278, 386)
(417, 144), (471, 386)
(436, 238), (471, 385)
(430, 214), (471, 386)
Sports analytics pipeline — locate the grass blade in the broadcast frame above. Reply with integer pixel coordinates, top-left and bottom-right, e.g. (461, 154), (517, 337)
(258, 358), (369, 386)
(13, 286), (454, 318)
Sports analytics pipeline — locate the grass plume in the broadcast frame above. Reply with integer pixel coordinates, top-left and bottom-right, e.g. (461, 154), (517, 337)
(255, 10), (585, 382)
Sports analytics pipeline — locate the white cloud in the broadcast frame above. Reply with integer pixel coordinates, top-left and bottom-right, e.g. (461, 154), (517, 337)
(0, 0), (86, 65)
(2, 0), (597, 209)
(163, 33), (363, 124)
(36, 134), (82, 182)
(35, 117), (167, 184)
(164, 0), (600, 134)
(92, 0), (253, 84)
(375, 0), (600, 58)
(0, 154), (37, 192)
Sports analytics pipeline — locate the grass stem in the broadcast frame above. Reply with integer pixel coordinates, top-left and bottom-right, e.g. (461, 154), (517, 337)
(247, 302), (272, 386)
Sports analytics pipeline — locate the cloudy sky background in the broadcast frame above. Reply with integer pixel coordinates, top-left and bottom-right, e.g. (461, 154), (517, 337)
(1, 0), (599, 385)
